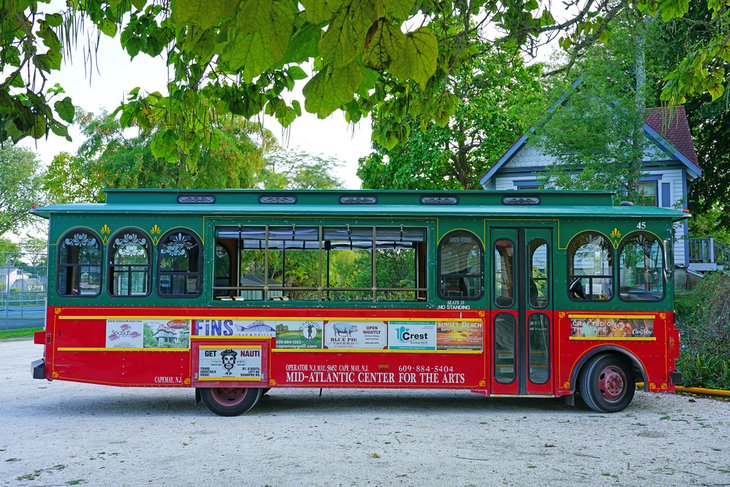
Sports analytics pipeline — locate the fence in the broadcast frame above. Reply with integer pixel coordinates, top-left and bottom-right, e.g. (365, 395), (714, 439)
(1, 252), (47, 330)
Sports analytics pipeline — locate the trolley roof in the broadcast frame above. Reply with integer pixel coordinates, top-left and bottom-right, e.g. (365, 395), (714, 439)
(32, 188), (690, 221)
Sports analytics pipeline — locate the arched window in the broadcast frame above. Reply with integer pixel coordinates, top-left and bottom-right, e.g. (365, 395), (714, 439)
(438, 231), (483, 300)
(568, 232), (613, 301)
(619, 232), (664, 301)
(108, 229), (150, 297)
(57, 229), (102, 296)
(158, 229), (202, 297)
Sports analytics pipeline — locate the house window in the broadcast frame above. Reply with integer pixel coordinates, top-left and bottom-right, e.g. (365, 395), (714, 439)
(57, 229), (102, 297)
(515, 180), (540, 190)
(638, 181), (658, 206)
(158, 229), (202, 297)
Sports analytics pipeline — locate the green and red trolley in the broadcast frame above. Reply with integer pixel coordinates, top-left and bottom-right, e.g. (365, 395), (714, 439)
(31, 189), (684, 415)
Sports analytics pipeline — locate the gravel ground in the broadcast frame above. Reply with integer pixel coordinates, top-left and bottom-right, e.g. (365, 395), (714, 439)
(2, 338), (729, 487)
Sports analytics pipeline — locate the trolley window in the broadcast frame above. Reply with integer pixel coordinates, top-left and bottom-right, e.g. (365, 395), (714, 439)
(568, 232), (613, 301)
(529, 239), (549, 308)
(108, 229), (151, 297)
(494, 239), (514, 307)
(214, 225), (426, 301)
(158, 229), (202, 297)
(619, 232), (664, 301)
(57, 229), (102, 297)
(438, 231), (483, 300)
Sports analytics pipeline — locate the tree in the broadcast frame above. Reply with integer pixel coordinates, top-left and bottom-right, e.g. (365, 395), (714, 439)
(0, 238), (20, 254)
(259, 148), (344, 190)
(0, 142), (44, 237)
(44, 111), (277, 203)
(1, 0), (723, 166)
(358, 46), (545, 190)
(534, 13), (668, 201)
(646, 1), (730, 228)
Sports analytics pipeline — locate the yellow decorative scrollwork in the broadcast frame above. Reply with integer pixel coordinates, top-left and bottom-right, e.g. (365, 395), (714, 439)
(610, 227), (622, 248)
(100, 224), (111, 244)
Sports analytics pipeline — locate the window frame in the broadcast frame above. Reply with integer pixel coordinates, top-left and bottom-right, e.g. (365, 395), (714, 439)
(212, 224), (428, 302)
(567, 232), (614, 302)
(493, 238), (515, 308)
(618, 231), (665, 302)
(57, 228), (103, 298)
(156, 228), (203, 298)
(528, 238), (549, 309)
(107, 228), (152, 298)
(437, 230), (484, 301)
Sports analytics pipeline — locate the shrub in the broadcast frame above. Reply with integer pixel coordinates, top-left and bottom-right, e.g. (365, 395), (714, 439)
(675, 272), (730, 389)
(676, 352), (730, 390)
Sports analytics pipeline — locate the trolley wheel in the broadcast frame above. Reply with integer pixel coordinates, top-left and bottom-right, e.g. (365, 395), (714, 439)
(580, 355), (635, 413)
(199, 387), (263, 416)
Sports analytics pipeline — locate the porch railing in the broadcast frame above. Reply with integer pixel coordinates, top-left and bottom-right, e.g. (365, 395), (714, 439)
(688, 237), (730, 267)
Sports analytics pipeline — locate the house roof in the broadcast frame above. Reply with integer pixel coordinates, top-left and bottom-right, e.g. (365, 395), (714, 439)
(645, 106), (699, 167)
(480, 103), (702, 188)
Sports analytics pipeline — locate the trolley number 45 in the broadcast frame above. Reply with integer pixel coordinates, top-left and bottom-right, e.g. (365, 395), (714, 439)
(398, 365), (454, 373)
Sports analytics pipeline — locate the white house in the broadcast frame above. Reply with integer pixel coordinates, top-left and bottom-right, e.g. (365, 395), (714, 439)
(479, 106), (702, 268)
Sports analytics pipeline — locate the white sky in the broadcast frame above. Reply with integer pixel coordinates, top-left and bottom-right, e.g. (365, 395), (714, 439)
(19, 5), (371, 189)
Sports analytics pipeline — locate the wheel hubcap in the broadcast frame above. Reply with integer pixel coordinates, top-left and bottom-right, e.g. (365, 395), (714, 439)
(211, 388), (247, 406)
(598, 366), (626, 402)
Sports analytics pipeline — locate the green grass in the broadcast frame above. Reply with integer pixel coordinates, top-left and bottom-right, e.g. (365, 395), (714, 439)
(0, 327), (41, 340)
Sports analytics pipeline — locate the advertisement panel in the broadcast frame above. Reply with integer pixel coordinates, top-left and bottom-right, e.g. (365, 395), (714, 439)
(194, 319), (276, 337)
(387, 322), (437, 350)
(324, 321), (387, 349)
(569, 316), (655, 338)
(275, 320), (323, 349)
(106, 319), (191, 349)
(106, 320), (144, 348)
(436, 321), (483, 350)
(197, 346), (263, 380)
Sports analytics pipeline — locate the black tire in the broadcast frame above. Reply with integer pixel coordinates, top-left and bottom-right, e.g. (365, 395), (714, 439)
(580, 355), (635, 413)
(199, 387), (263, 416)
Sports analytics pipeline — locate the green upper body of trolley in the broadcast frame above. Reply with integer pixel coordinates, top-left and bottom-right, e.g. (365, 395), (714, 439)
(34, 189), (688, 312)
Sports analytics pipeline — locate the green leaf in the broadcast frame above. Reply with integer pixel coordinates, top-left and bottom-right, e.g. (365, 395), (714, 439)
(30, 115), (47, 139)
(99, 19), (118, 38)
(34, 50), (62, 71)
(708, 83), (724, 101)
(45, 13), (63, 27)
(8, 73), (24, 88)
(171, 0), (240, 30)
(375, 0), (415, 18)
(221, 0), (297, 81)
(301, 0), (342, 24)
(319, 0), (377, 67)
(150, 129), (179, 162)
(389, 27), (437, 88)
(284, 22), (321, 63)
(303, 61), (361, 117)
(2, 45), (21, 67)
(54, 97), (75, 123)
(49, 119), (70, 140)
(362, 19), (403, 71)
(288, 65), (308, 80)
